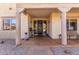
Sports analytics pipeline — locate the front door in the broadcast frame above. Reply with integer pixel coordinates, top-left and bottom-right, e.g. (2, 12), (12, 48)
(37, 20), (43, 36)
(33, 20), (47, 36)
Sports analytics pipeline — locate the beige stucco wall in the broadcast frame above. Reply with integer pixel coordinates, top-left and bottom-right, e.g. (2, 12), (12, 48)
(17, 4), (79, 8)
(48, 12), (61, 39)
(48, 14), (53, 38)
(0, 4), (16, 16)
(48, 12), (79, 39)
(21, 13), (31, 39)
(77, 18), (79, 34)
(0, 4), (16, 39)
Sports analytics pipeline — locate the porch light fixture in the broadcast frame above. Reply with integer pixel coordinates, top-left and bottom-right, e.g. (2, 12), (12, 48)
(9, 8), (12, 10)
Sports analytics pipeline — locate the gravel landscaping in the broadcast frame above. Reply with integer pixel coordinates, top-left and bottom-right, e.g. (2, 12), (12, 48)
(52, 46), (79, 55)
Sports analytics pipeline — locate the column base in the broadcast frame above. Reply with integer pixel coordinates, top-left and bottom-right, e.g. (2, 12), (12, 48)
(62, 42), (67, 46)
(16, 39), (22, 46)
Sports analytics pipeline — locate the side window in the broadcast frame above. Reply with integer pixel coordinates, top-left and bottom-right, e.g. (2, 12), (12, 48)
(3, 18), (16, 30)
(67, 19), (77, 31)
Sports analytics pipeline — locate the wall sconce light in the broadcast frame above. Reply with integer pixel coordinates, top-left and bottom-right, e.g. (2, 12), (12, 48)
(9, 8), (12, 10)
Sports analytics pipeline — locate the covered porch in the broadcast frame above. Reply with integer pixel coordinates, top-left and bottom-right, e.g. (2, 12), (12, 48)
(16, 4), (79, 46)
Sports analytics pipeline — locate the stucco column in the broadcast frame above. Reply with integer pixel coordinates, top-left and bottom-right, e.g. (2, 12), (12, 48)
(77, 17), (79, 34)
(16, 12), (21, 45)
(61, 12), (67, 45)
(16, 8), (24, 45)
(0, 18), (2, 30)
(58, 7), (71, 45)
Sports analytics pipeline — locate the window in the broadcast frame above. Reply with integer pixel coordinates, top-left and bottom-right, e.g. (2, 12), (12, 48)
(3, 18), (16, 30)
(67, 19), (77, 31)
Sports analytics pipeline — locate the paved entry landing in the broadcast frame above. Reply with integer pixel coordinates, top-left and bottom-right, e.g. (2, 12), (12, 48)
(21, 36), (61, 47)
(1, 39), (79, 54)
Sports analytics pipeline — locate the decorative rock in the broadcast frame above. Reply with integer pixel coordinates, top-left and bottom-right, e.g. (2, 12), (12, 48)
(0, 41), (5, 44)
(64, 49), (71, 54)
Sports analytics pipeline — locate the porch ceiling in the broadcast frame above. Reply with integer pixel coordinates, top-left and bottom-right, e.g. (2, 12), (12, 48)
(23, 8), (79, 18)
(68, 8), (79, 13)
(24, 8), (60, 18)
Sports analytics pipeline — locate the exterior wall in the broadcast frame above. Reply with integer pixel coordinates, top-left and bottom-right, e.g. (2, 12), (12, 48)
(17, 4), (79, 8)
(48, 14), (53, 38)
(0, 4), (16, 16)
(21, 13), (30, 39)
(77, 18), (79, 34)
(28, 15), (32, 37)
(48, 12), (61, 39)
(0, 4), (16, 39)
(0, 17), (2, 30)
(48, 12), (79, 39)
(0, 31), (16, 39)
(51, 13), (61, 39)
